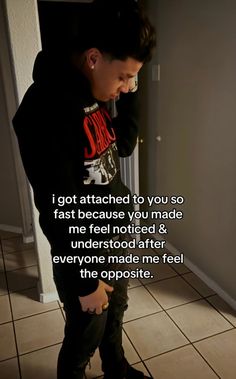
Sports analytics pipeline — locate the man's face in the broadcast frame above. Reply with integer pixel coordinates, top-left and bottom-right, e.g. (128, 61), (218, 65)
(90, 54), (143, 101)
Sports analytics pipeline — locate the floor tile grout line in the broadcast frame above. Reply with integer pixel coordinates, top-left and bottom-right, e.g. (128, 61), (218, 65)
(139, 341), (216, 366)
(4, 263), (40, 274)
(122, 327), (145, 363)
(1, 240), (34, 255)
(163, 303), (234, 345)
(1, 238), (23, 379)
(138, 236), (233, 326)
(0, 333), (225, 378)
(124, 283), (213, 325)
(142, 281), (203, 312)
(142, 281), (234, 318)
(166, 264), (191, 276)
(123, 317), (160, 363)
(123, 309), (163, 325)
(155, 277), (225, 379)
(179, 272), (216, 299)
(128, 320), (231, 379)
(123, 307), (194, 354)
(164, 295), (235, 313)
(141, 343), (221, 378)
(9, 285), (39, 295)
(2, 247), (35, 255)
(0, 355), (19, 364)
(191, 343), (221, 378)
(11, 341), (63, 359)
(6, 285), (37, 296)
(11, 306), (61, 323)
(13, 307), (64, 324)
(139, 359), (156, 379)
(154, 302), (194, 345)
(0, 239), (3, 254)
(203, 296), (236, 329)
(141, 342), (192, 361)
(4, 264), (38, 274)
(125, 284), (235, 357)
(124, 301), (235, 374)
(143, 272), (204, 298)
(190, 327), (235, 344)
(2, 296), (79, 325)
(139, 272), (180, 286)
(163, 295), (236, 328)
(1, 232), (34, 243)
(1, 234), (25, 241)
(0, 320), (16, 327)
(3, 248), (34, 255)
(128, 283), (143, 290)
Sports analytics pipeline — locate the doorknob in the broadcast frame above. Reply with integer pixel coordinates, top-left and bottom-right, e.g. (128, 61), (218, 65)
(156, 136), (162, 142)
(138, 138), (144, 144)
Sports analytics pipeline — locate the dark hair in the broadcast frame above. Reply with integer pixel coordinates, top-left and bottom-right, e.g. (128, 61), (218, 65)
(72, 0), (156, 63)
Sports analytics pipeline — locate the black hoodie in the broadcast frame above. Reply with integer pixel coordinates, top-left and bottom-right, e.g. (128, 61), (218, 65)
(13, 51), (139, 296)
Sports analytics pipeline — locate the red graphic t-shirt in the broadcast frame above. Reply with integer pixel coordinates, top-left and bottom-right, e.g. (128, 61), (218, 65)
(83, 103), (119, 185)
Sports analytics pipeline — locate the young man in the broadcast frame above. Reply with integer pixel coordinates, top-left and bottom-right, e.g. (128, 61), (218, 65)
(13, 1), (156, 378)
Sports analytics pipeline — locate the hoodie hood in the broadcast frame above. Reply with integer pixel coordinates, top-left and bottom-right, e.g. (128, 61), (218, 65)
(32, 50), (93, 101)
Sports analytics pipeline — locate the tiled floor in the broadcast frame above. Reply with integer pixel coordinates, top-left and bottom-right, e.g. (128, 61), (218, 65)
(1, 230), (236, 378)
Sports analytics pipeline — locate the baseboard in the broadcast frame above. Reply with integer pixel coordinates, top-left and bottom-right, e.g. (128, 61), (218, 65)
(39, 291), (59, 304)
(0, 224), (22, 234)
(163, 238), (236, 311)
(23, 235), (34, 243)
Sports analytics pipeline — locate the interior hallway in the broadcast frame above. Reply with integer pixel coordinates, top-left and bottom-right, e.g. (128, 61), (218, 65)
(0, 229), (236, 379)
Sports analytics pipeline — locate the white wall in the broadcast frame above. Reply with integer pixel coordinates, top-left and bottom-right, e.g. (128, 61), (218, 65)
(141, 0), (236, 306)
(0, 0), (23, 232)
(4, 0), (57, 302)
(0, 66), (22, 230)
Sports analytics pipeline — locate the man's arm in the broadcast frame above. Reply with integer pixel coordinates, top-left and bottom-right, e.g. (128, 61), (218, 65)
(112, 91), (140, 157)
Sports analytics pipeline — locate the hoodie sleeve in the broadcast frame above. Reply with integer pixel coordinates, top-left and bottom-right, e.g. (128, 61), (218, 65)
(12, 83), (99, 297)
(112, 91), (139, 157)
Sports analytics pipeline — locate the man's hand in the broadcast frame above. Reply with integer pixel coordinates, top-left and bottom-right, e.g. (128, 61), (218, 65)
(79, 279), (114, 315)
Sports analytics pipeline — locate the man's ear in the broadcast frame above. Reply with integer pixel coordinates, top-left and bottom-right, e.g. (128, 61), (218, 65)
(86, 48), (101, 69)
